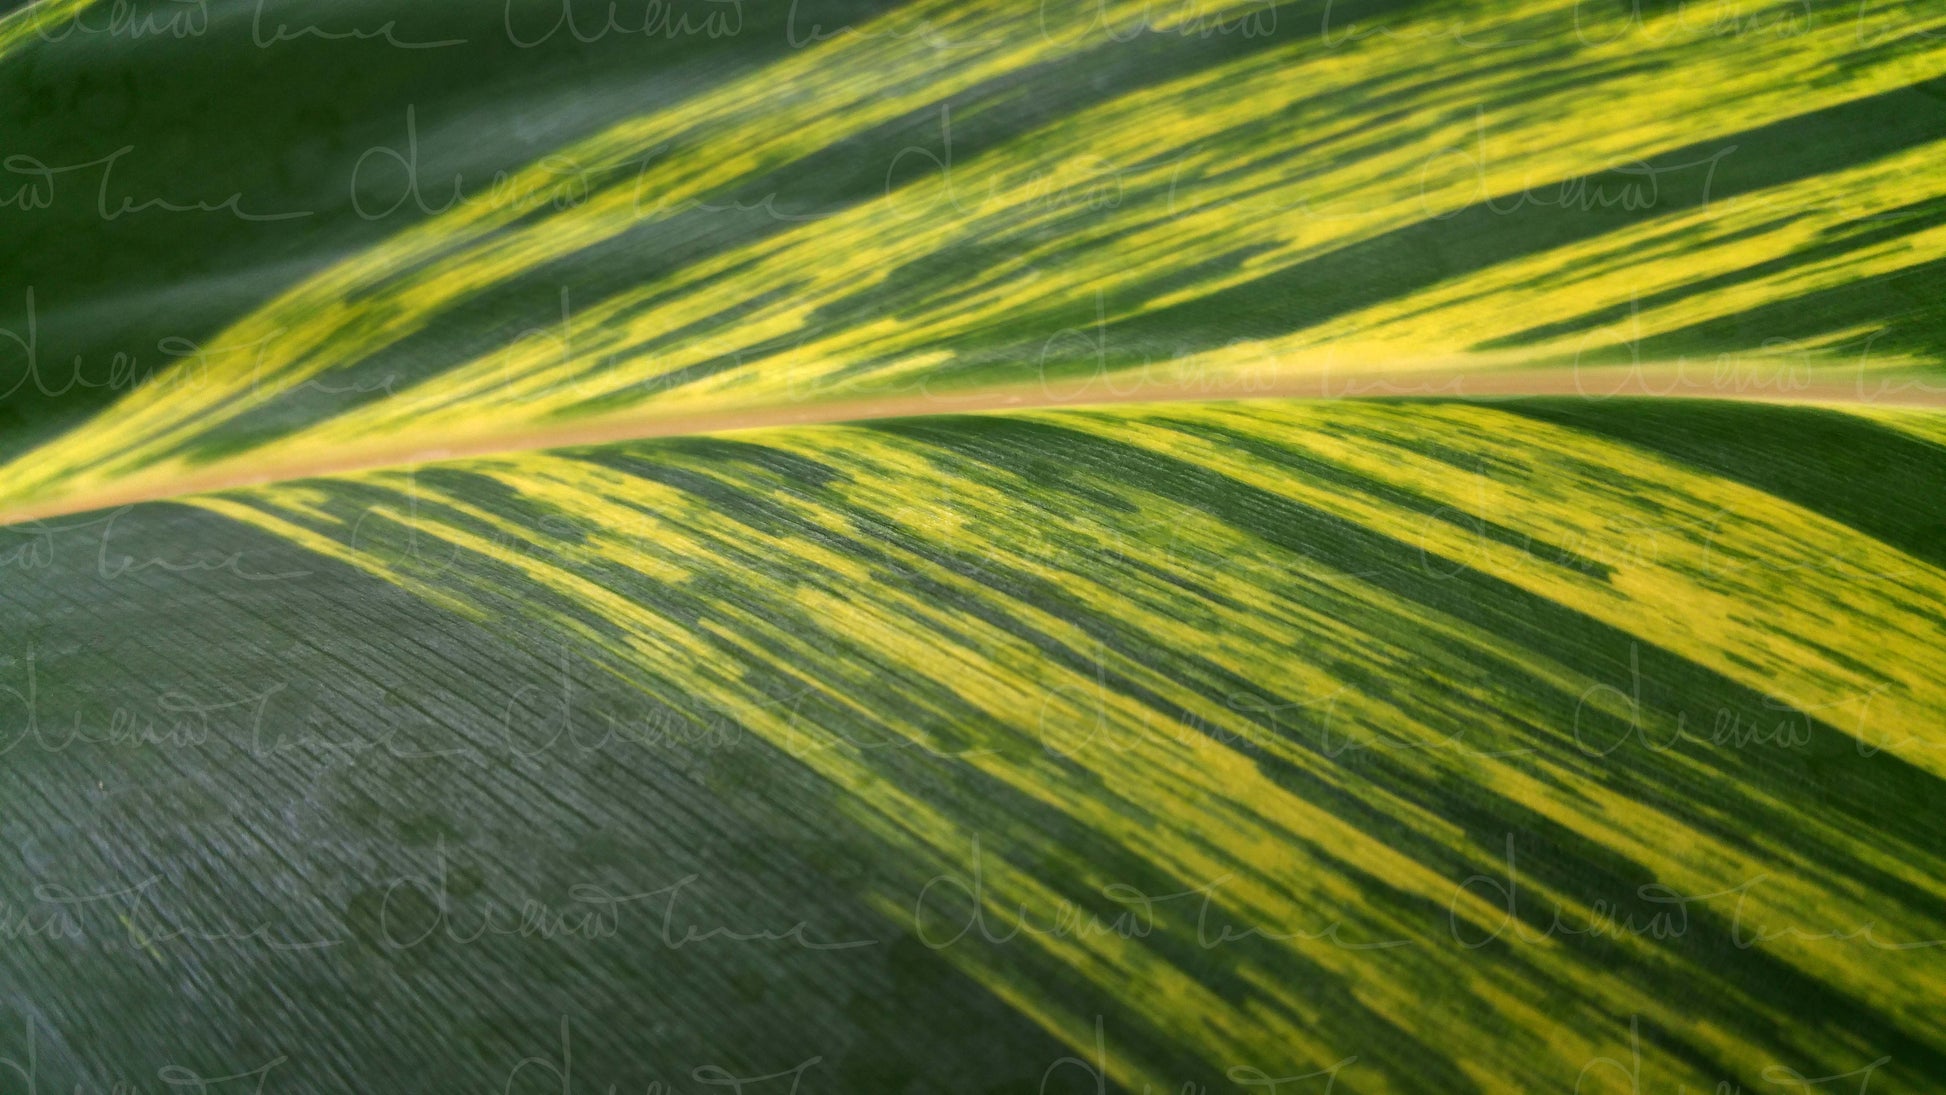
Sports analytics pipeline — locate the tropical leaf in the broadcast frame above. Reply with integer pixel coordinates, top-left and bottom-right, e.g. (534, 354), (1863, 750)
(3, 0), (1945, 1091)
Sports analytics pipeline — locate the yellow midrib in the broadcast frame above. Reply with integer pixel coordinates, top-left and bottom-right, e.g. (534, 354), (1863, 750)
(2, 361), (1942, 527)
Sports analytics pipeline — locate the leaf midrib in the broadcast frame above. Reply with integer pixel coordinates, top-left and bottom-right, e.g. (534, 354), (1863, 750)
(3, 362), (1941, 528)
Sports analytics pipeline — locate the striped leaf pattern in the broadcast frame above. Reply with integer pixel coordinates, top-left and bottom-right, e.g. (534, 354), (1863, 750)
(3, 0), (1945, 1091)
